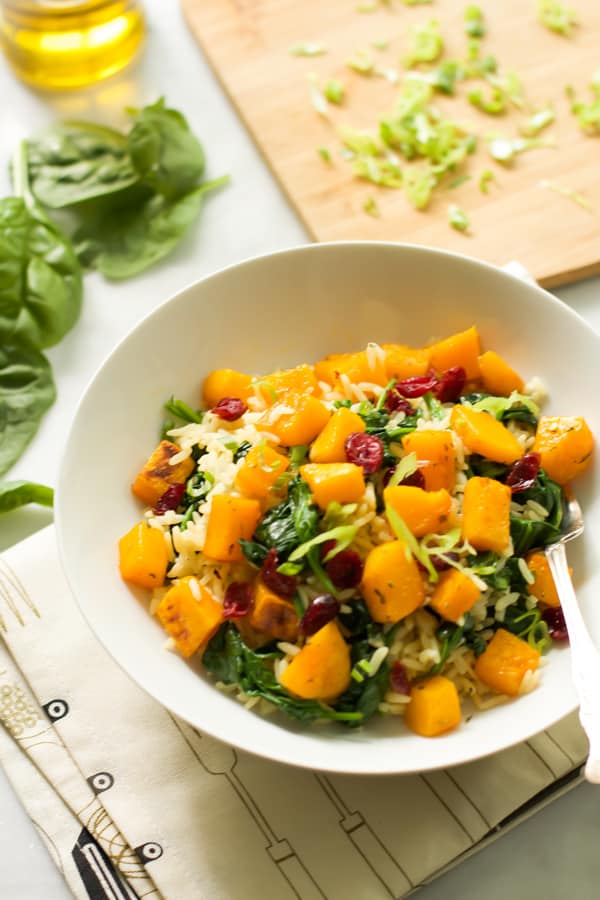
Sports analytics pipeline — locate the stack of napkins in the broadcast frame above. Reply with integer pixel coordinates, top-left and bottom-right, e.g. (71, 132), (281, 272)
(0, 527), (588, 900)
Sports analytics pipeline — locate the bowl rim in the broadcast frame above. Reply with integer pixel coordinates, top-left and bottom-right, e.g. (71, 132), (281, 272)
(55, 240), (593, 775)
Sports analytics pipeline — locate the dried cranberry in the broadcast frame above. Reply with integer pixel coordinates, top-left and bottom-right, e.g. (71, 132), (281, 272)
(300, 593), (341, 636)
(429, 551), (459, 571)
(392, 373), (439, 399)
(390, 661), (411, 695)
(212, 397), (247, 421)
(542, 606), (569, 641)
(223, 582), (254, 618)
(384, 390), (414, 416)
(345, 432), (384, 474)
(433, 366), (466, 403)
(152, 482), (185, 515)
(261, 548), (297, 599)
(382, 467), (425, 489)
(326, 549), (363, 589)
(506, 452), (541, 493)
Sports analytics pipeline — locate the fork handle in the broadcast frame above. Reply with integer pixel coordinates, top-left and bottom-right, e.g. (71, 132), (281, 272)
(546, 542), (600, 785)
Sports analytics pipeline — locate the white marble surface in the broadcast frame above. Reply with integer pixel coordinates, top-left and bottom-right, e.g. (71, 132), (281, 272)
(1, 2), (600, 897)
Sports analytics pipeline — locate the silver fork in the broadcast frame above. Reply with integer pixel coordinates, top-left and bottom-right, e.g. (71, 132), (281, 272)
(545, 492), (600, 783)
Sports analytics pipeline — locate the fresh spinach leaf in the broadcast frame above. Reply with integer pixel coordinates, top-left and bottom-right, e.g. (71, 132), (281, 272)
(74, 178), (227, 280)
(127, 98), (206, 200)
(25, 121), (137, 209)
(0, 341), (56, 477)
(0, 191), (82, 349)
(0, 480), (53, 512)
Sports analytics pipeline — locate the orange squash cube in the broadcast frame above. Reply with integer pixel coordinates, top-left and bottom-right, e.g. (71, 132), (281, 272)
(429, 326), (481, 380)
(384, 485), (453, 537)
(202, 494), (261, 562)
(254, 363), (320, 405)
(314, 349), (387, 389)
(309, 407), (365, 463)
(235, 444), (290, 499)
(402, 430), (456, 492)
(259, 393), (331, 447)
(532, 416), (594, 485)
(450, 405), (522, 465)
(156, 577), (223, 658)
(526, 551), (561, 608)
(478, 351), (524, 396)
(280, 621), (351, 701)
(361, 540), (425, 623)
(202, 368), (253, 407)
(462, 476), (511, 553)
(300, 462), (365, 509)
(428, 569), (481, 623)
(248, 581), (300, 642)
(474, 628), (540, 696)
(131, 440), (195, 507)
(118, 522), (169, 590)
(382, 343), (432, 380)
(404, 675), (461, 737)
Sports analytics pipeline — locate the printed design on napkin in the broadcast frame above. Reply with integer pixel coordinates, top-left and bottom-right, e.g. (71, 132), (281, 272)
(44, 697), (70, 722)
(0, 676), (44, 737)
(72, 826), (141, 900)
(0, 558), (40, 632)
(88, 771), (115, 794)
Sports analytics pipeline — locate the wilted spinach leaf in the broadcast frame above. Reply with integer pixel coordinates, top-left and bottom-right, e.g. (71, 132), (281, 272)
(510, 470), (564, 554)
(253, 477), (318, 560)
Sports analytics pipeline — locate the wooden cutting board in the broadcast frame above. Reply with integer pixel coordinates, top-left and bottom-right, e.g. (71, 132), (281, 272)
(181, 0), (600, 286)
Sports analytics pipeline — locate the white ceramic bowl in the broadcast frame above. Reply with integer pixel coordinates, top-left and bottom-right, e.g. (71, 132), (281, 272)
(56, 242), (600, 775)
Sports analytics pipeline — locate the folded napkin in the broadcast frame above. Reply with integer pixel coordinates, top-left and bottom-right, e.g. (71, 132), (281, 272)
(0, 526), (589, 900)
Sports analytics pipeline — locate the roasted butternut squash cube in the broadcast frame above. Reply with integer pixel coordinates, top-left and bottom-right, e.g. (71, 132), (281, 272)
(156, 577), (223, 658)
(202, 368), (253, 407)
(118, 522), (168, 589)
(384, 485), (453, 537)
(462, 476), (511, 553)
(202, 494), (262, 562)
(428, 569), (481, 623)
(258, 393), (331, 447)
(235, 444), (290, 499)
(300, 462), (365, 509)
(404, 675), (461, 737)
(254, 363), (320, 405)
(429, 326), (481, 380)
(474, 628), (540, 696)
(131, 440), (195, 507)
(526, 551), (561, 608)
(402, 430), (456, 492)
(280, 621), (350, 701)
(450, 405), (522, 465)
(382, 343), (432, 380)
(309, 407), (365, 464)
(361, 540), (425, 623)
(248, 581), (300, 643)
(532, 416), (594, 485)
(314, 349), (387, 390)
(478, 351), (524, 396)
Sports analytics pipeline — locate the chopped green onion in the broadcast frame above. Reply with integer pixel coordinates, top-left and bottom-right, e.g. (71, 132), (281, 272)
(357, 0), (378, 11)
(375, 379), (397, 411)
(353, 156), (403, 188)
(385, 503), (438, 582)
(465, 5), (486, 38)
(339, 126), (380, 156)
(351, 667), (365, 683)
(539, 179), (593, 211)
(519, 106), (555, 136)
(308, 74), (330, 117)
(478, 169), (496, 193)
(404, 19), (444, 68)
(324, 79), (345, 104)
(372, 39), (390, 51)
(471, 391), (540, 420)
(567, 78), (600, 134)
(403, 164), (437, 209)
(537, 0), (577, 36)
(487, 134), (556, 165)
(290, 42), (327, 56)
(401, 0), (434, 6)
(318, 146), (332, 163)
(448, 174), (471, 189)
(363, 195), (380, 217)
(468, 85), (507, 115)
(388, 452), (418, 487)
(346, 50), (375, 75)
(448, 203), (470, 232)
(289, 445), (309, 469)
(288, 524), (359, 563)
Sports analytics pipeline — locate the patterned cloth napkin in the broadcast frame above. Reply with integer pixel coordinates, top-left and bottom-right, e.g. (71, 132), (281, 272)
(0, 526), (589, 900)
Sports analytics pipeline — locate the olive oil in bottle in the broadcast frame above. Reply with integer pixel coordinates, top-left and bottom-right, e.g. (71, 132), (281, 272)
(0, 1), (145, 89)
